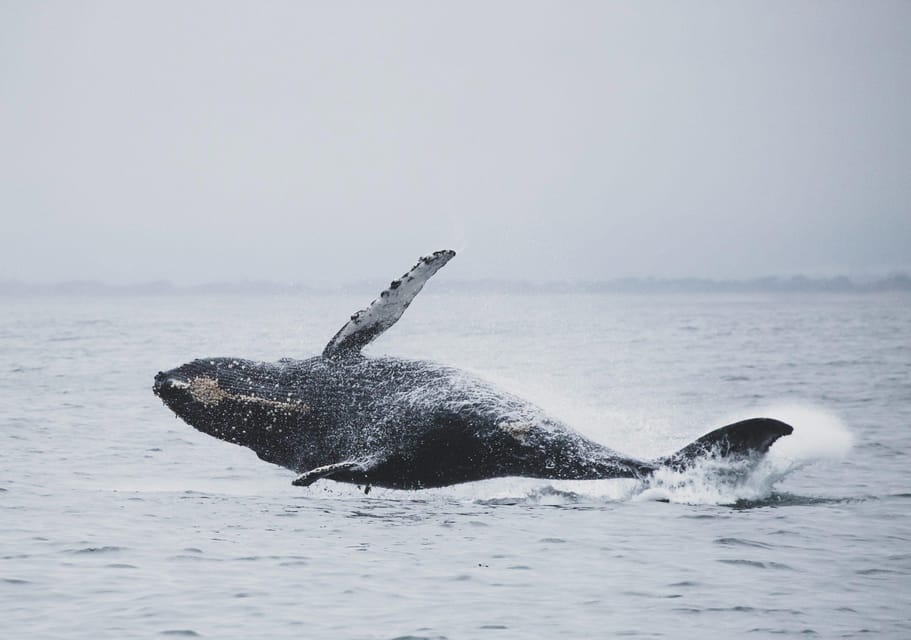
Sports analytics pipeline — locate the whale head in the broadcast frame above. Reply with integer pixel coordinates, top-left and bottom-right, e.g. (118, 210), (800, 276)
(154, 358), (311, 468)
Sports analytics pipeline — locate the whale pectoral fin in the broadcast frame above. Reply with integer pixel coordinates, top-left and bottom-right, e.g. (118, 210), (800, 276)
(322, 250), (456, 359)
(655, 417), (794, 471)
(292, 461), (364, 487)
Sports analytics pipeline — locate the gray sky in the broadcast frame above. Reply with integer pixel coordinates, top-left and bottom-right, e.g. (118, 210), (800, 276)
(2, 1), (909, 284)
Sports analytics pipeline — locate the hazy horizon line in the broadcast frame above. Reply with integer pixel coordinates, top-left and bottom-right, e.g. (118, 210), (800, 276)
(2, 273), (909, 296)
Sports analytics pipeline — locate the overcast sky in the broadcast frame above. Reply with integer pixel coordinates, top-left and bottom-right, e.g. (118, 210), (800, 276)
(2, 1), (909, 284)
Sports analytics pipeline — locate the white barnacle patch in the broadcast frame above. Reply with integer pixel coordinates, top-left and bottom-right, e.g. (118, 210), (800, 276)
(499, 421), (533, 444)
(187, 375), (310, 414)
(188, 376), (227, 407)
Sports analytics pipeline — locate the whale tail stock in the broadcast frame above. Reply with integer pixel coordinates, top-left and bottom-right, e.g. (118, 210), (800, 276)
(652, 417), (793, 472)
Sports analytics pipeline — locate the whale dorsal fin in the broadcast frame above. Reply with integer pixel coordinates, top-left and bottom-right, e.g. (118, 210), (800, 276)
(322, 250), (456, 359)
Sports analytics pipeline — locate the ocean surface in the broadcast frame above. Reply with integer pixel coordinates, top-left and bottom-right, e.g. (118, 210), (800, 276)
(1, 291), (909, 639)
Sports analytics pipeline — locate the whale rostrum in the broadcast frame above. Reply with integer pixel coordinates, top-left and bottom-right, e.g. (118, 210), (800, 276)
(153, 250), (793, 490)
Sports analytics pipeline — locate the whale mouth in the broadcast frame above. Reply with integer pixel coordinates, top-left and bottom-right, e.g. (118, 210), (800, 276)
(152, 367), (226, 432)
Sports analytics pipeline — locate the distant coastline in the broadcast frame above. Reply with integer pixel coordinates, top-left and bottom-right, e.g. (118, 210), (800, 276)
(1, 274), (909, 296)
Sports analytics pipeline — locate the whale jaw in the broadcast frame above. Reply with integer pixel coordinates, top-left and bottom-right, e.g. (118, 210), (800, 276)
(153, 359), (309, 470)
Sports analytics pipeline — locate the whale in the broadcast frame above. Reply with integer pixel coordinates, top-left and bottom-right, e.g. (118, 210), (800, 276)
(153, 250), (793, 491)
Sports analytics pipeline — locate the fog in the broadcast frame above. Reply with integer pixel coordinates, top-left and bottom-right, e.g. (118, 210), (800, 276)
(2, 1), (909, 285)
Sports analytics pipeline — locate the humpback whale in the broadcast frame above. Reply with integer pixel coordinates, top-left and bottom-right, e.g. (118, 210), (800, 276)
(153, 250), (793, 490)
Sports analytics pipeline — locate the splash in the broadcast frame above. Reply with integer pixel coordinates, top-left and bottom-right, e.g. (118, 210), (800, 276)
(637, 403), (852, 505)
(761, 403), (853, 467)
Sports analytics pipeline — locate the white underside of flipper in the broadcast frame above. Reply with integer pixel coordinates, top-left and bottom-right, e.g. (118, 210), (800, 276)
(322, 250), (456, 359)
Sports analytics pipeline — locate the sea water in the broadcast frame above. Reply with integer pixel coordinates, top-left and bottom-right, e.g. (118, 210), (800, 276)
(1, 292), (909, 638)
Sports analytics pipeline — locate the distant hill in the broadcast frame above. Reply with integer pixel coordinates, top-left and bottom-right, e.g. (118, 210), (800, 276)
(2, 274), (909, 296)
